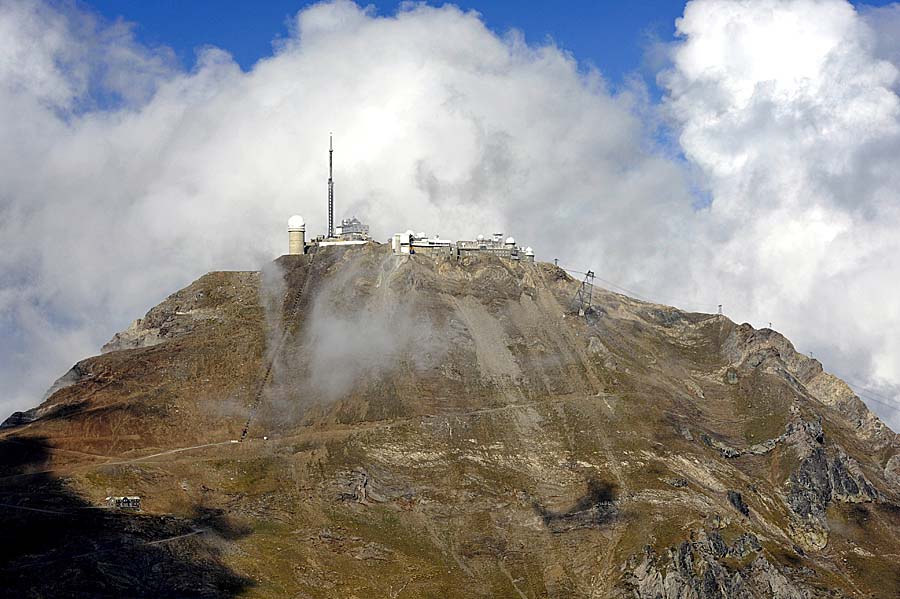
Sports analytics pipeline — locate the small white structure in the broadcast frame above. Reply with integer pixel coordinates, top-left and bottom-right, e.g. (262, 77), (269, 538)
(288, 215), (306, 255)
(392, 230), (414, 255)
(106, 496), (141, 510)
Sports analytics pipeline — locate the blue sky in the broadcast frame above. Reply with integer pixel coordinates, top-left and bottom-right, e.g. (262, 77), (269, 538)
(83, 0), (899, 101)
(82, 1), (694, 86)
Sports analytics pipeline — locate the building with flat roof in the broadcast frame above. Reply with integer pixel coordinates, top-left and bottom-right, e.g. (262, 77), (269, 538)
(392, 231), (534, 262)
(334, 216), (370, 241)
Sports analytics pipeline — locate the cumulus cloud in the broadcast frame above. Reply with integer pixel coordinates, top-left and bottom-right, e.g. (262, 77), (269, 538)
(859, 2), (900, 69)
(662, 0), (900, 426)
(293, 254), (444, 403)
(0, 0), (695, 417)
(0, 0), (898, 430)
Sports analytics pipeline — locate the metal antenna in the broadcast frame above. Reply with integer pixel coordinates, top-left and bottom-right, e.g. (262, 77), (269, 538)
(328, 133), (334, 238)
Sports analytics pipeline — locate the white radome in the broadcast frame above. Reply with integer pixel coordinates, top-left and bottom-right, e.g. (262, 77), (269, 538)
(505, 236), (515, 245)
(525, 246), (534, 255)
(288, 215), (305, 230)
(476, 234), (484, 241)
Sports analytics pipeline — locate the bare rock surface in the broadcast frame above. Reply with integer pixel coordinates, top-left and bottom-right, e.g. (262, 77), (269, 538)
(885, 454), (900, 490)
(2, 244), (898, 598)
(628, 530), (808, 599)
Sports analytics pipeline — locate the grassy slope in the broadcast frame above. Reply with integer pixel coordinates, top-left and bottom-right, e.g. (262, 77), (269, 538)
(1, 243), (899, 598)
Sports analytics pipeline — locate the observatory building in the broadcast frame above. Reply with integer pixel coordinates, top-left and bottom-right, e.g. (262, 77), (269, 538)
(285, 135), (535, 262)
(335, 216), (369, 240)
(457, 233), (534, 261)
(391, 231), (454, 256)
(320, 215), (370, 245)
(287, 214), (306, 255)
(392, 230), (535, 262)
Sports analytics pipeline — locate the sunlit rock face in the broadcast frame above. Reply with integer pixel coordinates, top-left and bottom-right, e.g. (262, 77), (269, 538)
(2, 244), (899, 597)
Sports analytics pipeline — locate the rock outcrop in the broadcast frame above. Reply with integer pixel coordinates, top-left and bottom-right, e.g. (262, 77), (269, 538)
(723, 325), (894, 449)
(787, 440), (878, 550)
(1, 244), (898, 598)
(628, 530), (806, 599)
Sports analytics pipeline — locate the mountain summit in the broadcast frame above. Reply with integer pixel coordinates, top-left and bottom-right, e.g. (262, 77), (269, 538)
(2, 243), (899, 598)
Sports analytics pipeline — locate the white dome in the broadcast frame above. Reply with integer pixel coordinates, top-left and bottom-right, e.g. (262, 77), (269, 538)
(476, 234), (484, 241)
(525, 246), (534, 255)
(505, 236), (515, 245)
(288, 214), (305, 230)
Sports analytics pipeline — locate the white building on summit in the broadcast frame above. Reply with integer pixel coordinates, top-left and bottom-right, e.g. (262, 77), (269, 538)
(335, 216), (369, 239)
(288, 215), (306, 255)
(392, 230), (535, 262)
(391, 231), (454, 256)
(285, 136), (535, 261)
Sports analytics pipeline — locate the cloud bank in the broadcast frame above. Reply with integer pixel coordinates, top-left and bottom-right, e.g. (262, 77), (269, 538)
(0, 0), (898, 429)
(662, 0), (900, 425)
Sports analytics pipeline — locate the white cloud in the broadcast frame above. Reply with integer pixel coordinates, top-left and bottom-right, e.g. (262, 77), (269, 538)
(860, 2), (900, 71)
(0, 0), (695, 416)
(662, 0), (900, 426)
(1, 0), (898, 431)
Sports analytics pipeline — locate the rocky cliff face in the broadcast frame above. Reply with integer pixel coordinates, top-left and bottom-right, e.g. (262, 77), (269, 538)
(1, 243), (899, 598)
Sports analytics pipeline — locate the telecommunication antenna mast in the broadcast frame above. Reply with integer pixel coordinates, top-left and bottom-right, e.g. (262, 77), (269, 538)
(327, 134), (334, 238)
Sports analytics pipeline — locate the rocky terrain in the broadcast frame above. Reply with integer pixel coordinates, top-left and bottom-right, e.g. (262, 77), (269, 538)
(1, 242), (899, 598)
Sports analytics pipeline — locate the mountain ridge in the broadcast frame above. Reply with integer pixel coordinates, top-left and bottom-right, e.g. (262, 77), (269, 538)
(2, 242), (899, 598)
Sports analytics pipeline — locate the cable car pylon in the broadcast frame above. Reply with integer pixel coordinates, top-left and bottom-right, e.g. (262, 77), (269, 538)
(572, 269), (595, 317)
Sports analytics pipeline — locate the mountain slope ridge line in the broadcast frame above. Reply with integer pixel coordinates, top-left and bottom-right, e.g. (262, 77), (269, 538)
(1, 243), (898, 598)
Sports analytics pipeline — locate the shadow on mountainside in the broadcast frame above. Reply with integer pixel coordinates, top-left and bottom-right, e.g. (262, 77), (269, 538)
(0, 435), (253, 599)
(534, 478), (619, 533)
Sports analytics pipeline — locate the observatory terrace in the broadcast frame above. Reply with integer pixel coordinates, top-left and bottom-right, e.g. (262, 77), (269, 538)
(2, 242), (900, 598)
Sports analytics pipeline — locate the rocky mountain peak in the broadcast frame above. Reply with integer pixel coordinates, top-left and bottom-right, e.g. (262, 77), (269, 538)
(1, 243), (898, 597)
